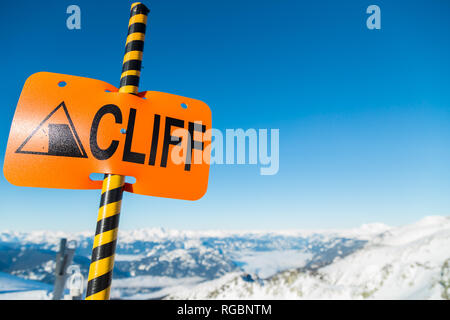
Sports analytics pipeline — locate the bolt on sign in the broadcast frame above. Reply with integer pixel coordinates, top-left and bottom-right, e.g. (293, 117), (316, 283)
(3, 72), (212, 200)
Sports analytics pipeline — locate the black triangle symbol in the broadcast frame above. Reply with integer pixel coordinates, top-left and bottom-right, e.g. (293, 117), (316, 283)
(16, 101), (88, 158)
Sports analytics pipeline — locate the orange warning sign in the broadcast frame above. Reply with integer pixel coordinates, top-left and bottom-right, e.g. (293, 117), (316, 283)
(3, 72), (212, 200)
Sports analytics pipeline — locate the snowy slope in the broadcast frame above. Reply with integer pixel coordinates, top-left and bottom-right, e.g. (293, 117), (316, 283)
(167, 216), (450, 300)
(0, 271), (51, 300)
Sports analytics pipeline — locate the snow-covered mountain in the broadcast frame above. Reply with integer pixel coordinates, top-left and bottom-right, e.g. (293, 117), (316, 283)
(0, 216), (448, 299)
(0, 227), (371, 284)
(167, 216), (450, 300)
(0, 226), (370, 299)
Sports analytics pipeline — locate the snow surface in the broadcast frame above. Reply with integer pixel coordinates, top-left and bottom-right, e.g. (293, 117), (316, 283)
(0, 272), (51, 300)
(110, 276), (204, 300)
(231, 250), (312, 278)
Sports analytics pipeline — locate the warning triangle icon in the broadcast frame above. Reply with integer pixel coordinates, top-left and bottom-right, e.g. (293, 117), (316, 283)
(16, 101), (88, 158)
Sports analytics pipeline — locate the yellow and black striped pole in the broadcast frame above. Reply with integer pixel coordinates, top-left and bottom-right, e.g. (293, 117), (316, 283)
(85, 2), (149, 300)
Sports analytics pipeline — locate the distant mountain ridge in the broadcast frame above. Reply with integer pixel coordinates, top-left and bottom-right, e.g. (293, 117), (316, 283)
(0, 225), (374, 298)
(0, 222), (391, 245)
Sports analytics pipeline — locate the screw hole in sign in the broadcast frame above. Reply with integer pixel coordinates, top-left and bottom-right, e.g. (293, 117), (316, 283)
(120, 128), (126, 134)
(58, 81), (67, 87)
(89, 173), (104, 181)
(125, 176), (137, 184)
(181, 103), (188, 109)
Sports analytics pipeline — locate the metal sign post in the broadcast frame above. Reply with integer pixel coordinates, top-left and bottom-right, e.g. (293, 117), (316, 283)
(85, 2), (149, 300)
(52, 238), (77, 300)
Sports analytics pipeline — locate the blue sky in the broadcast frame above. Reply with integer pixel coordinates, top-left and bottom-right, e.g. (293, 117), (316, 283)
(1, 0), (450, 232)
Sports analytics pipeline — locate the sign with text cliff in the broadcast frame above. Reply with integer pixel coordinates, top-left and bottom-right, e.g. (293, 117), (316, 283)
(3, 72), (212, 200)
